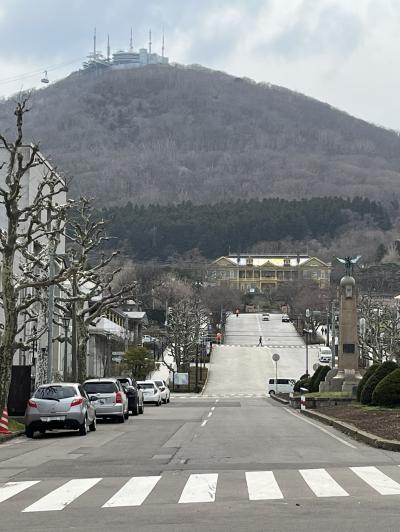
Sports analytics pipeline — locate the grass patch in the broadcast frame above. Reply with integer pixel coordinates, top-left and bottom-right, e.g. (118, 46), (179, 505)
(9, 418), (25, 432)
(304, 391), (352, 399)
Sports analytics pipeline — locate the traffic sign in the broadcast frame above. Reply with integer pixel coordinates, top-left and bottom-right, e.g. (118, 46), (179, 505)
(272, 353), (280, 362)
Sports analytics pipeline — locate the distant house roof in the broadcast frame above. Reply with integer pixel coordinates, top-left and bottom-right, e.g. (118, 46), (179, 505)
(125, 311), (147, 320)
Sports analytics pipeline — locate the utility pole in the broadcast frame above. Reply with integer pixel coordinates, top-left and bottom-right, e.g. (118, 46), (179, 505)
(46, 240), (56, 383)
(195, 344), (199, 393)
(331, 301), (336, 368)
(326, 305), (330, 347)
(71, 270), (77, 381)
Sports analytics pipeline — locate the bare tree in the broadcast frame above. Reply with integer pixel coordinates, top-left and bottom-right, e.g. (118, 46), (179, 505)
(56, 198), (134, 382)
(0, 99), (72, 412)
(358, 294), (400, 364)
(164, 292), (208, 372)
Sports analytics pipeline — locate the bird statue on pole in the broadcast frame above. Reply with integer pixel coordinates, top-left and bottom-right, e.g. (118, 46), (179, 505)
(336, 256), (361, 277)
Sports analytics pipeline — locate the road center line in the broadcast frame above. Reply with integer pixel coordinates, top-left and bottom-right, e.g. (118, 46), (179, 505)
(283, 408), (357, 449)
(211, 406), (215, 411)
(207, 412), (213, 417)
(201, 420), (208, 427)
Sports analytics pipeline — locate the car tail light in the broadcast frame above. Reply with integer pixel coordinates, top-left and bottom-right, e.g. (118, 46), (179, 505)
(28, 399), (37, 408)
(115, 391), (123, 403)
(70, 397), (84, 407)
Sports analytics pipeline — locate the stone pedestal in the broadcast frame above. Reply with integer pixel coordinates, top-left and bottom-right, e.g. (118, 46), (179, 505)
(322, 275), (362, 392)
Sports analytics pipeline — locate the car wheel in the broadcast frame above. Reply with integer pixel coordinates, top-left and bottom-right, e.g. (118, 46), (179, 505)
(25, 426), (34, 438)
(167, 397), (170, 403)
(79, 416), (88, 436)
(124, 409), (129, 420)
(139, 402), (144, 414)
(162, 398), (167, 404)
(157, 399), (161, 406)
(132, 400), (139, 416)
(89, 416), (97, 432)
(269, 390), (275, 396)
(118, 414), (125, 423)
(39, 428), (46, 435)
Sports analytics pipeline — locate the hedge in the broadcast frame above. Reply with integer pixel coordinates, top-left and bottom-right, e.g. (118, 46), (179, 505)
(294, 377), (311, 393)
(308, 366), (324, 393)
(372, 368), (400, 406)
(360, 360), (398, 405)
(357, 363), (380, 401)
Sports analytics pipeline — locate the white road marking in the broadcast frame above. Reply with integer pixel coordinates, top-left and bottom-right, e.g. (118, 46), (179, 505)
(211, 407), (215, 411)
(102, 476), (161, 507)
(0, 481), (39, 503)
(350, 467), (400, 495)
(207, 412), (213, 417)
(178, 474), (218, 503)
(22, 478), (102, 512)
(245, 471), (283, 500)
(299, 469), (349, 497)
(201, 420), (208, 427)
(283, 408), (357, 449)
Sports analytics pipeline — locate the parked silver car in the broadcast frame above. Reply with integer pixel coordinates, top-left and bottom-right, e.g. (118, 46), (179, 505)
(154, 379), (171, 404)
(83, 378), (129, 422)
(24, 383), (97, 438)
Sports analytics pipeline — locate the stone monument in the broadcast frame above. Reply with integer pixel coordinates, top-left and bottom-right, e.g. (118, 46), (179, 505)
(321, 256), (363, 392)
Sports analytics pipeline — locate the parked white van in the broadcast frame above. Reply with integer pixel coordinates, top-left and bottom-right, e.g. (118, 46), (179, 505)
(268, 378), (295, 395)
(319, 346), (332, 364)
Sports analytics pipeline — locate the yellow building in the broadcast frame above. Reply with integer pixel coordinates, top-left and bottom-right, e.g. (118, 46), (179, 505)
(209, 254), (331, 292)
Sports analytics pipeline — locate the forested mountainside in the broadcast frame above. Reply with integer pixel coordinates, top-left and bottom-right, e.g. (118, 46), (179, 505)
(1, 64), (400, 206)
(101, 197), (391, 260)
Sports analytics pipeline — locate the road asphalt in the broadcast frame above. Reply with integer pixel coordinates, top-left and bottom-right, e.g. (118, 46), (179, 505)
(1, 313), (399, 531)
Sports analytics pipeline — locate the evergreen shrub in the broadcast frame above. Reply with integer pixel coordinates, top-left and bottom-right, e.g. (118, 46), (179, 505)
(360, 361), (398, 405)
(372, 368), (400, 406)
(357, 363), (380, 401)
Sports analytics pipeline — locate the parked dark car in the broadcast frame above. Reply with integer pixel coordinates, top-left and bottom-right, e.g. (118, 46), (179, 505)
(116, 377), (144, 416)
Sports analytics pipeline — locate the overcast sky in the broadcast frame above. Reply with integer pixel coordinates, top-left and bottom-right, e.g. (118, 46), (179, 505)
(1, 0), (400, 129)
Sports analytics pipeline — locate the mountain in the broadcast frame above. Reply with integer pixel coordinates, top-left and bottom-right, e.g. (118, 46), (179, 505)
(1, 64), (400, 206)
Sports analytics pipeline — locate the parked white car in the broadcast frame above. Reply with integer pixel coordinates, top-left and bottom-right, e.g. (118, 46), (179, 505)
(268, 378), (295, 395)
(137, 380), (162, 406)
(154, 380), (170, 404)
(319, 346), (332, 364)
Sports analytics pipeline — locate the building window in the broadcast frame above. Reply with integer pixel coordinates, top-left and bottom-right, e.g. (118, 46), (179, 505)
(311, 270), (320, 279)
(254, 270), (260, 279)
(239, 270), (246, 279)
(284, 258), (290, 267)
(245, 270), (253, 279)
(303, 270), (311, 279)
(284, 270), (291, 280)
(230, 270), (237, 279)
(262, 270), (275, 278)
(277, 271), (283, 280)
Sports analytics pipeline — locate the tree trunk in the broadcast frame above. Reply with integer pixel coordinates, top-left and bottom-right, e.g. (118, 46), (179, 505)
(0, 251), (18, 413)
(77, 315), (88, 383)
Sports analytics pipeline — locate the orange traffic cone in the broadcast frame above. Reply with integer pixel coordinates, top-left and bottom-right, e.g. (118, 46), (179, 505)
(0, 408), (10, 434)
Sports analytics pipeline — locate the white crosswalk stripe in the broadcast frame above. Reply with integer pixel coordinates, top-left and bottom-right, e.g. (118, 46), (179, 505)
(178, 474), (218, 504)
(350, 466), (400, 495)
(0, 481), (39, 503)
(300, 469), (349, 497)
(246, 471), (283, 500)
(4, 466), (400, 512)
(102, 476), (161, 507)
(22, 478), (102, 512)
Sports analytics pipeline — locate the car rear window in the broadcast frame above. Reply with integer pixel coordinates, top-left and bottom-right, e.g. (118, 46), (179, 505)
(35, 386), (76, 399)
(83, 382), (117, 393)
(139, 383), (155, 389)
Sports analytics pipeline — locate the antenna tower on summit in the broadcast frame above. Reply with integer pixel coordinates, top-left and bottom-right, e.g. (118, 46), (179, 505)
(149, 29), (152, 54)
(129, 28), (133, 52)
(162, 28), (165, 58)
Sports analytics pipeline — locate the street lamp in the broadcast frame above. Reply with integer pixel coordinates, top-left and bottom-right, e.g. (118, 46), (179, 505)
(62, 315), (70, 381)
(106, 332), (111, 377)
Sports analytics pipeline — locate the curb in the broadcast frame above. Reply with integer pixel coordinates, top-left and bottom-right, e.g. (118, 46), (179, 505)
(269, 394), (290, 405)
(0, 430), (24, 444)
(301, 409), (400, 452)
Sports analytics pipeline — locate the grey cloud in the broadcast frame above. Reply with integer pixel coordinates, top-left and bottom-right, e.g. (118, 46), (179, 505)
(267, 3), (365, 59)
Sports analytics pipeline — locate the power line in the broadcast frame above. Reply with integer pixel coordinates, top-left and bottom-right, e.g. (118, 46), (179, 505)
(0, 56), (86, 87)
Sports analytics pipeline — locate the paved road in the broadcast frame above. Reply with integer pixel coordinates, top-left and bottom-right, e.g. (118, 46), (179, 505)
(205, 313), (319, 396)
(2, 313), (400, 531)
